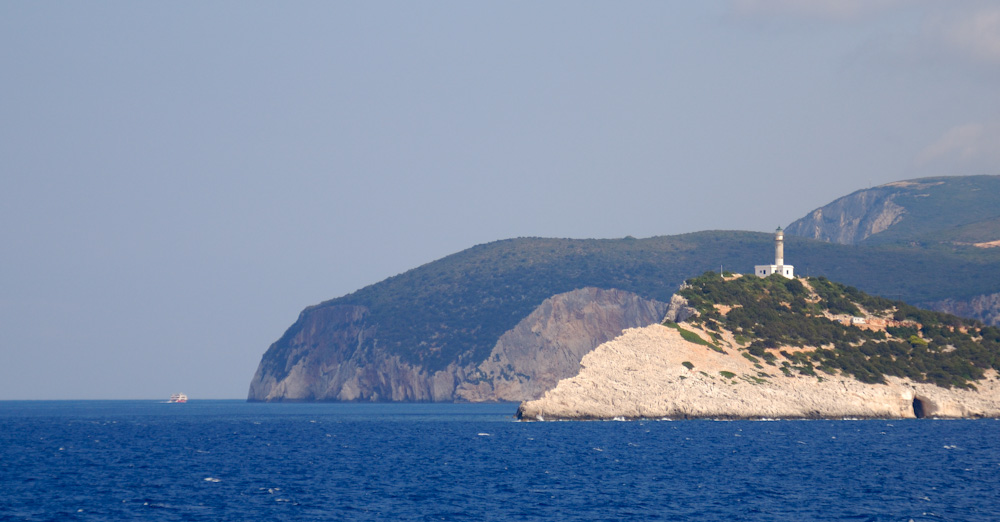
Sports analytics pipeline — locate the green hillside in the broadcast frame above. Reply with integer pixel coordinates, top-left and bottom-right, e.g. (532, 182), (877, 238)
(314, 230), (1000, 372)
(678, 272), (1000, 388)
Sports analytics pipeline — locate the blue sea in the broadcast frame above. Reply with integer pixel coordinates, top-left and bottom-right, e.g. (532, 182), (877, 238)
(1, 401), (998, 521)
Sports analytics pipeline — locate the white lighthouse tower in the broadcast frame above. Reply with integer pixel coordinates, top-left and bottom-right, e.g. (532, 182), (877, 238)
(755, 227), (794, 278)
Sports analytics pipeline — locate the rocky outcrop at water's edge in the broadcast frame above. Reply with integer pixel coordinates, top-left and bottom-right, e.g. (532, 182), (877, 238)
(517, 324), (1000, 421)
(247, 304), (465, 402)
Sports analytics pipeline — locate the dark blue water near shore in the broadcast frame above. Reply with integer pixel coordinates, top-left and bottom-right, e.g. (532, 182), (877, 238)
(2, 401), (998, 521)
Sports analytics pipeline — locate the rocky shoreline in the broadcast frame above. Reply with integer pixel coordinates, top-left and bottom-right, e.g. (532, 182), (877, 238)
(517, 324), (1000, 421)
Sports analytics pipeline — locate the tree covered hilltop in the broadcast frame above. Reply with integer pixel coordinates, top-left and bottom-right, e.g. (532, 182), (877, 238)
(518, 273), (1000, 421)
(677, 272), (1000, 389)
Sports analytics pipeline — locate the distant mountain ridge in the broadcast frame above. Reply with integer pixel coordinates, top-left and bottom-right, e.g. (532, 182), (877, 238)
(786, 175), (1000, 246)
(249, 175), (1000, 402)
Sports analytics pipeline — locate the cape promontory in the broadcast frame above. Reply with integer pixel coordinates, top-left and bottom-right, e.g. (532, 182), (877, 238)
(248, 175), (1000, 402)
(518, 273), (1000, 420)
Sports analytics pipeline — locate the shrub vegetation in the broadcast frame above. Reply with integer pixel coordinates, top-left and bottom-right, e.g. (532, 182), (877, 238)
(677, 272), (1000, 388)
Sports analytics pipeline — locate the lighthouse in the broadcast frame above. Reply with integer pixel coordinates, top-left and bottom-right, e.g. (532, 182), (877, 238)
(754, 227), (794, 279)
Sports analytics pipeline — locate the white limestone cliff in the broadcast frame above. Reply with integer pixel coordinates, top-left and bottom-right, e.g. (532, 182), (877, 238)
(517, 324), (1000, 421)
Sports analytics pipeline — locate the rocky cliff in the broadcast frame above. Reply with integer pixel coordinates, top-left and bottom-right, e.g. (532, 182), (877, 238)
(455, 288), (667, 401)
(927, 292), (1000, 329)
(786, 175), (1000, 245)
(248, 287), (666, 402)
(247, 304), (463, 401)
(516, 324), (1000, 421)
(786, 184), (907, 244)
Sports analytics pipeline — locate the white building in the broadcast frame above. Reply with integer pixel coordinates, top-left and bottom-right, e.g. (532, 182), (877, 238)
(755, 227), (794, 279)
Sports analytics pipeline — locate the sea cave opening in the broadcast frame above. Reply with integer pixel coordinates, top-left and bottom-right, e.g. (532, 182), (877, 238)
(912, 397), (926, 419)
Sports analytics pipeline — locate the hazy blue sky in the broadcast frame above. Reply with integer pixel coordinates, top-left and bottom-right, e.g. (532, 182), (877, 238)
(3, 1), (999, 399)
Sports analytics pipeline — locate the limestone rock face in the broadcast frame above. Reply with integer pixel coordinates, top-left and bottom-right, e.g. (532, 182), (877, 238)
(786, 186), (906, 245)
(248, 304), (371, 401)
(455, 288), (667, 402)
(663, 294), (696, 323)
(517, 324), (1000, 421)
(247, 304), (462, 402)
(927, 292), (1000, 327)
(249, 288), (666, 402)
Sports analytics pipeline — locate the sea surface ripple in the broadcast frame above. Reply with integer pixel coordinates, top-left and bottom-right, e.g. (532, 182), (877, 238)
(1, 401), (998, 521)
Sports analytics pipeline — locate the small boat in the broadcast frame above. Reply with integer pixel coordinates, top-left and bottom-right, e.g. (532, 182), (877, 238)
(168, 393), (188, 403)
